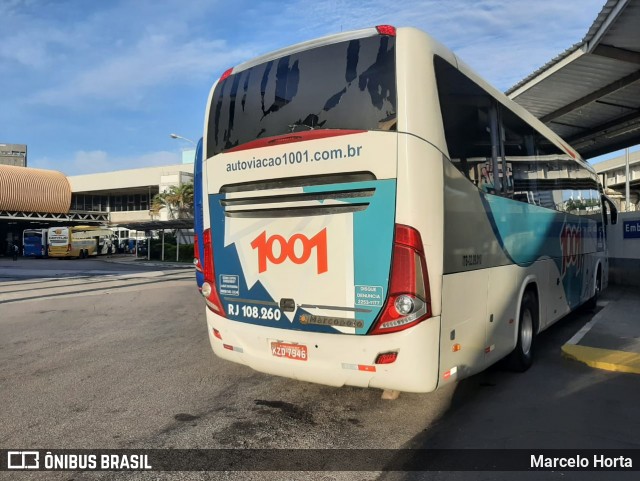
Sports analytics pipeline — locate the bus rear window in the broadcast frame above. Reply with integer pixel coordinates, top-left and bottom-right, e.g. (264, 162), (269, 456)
(207, 34), (396, 156)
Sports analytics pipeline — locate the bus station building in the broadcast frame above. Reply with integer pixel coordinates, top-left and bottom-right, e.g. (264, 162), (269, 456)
(0, 162), (194, 255)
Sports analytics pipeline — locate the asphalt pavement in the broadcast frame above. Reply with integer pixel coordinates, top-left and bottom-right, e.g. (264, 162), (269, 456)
(101, 255), (640, 377)
(1, 257), (639, 480)
(0, 254), (640, 374)
(0, 254), (192, 279)
(98, 253), (193, 269)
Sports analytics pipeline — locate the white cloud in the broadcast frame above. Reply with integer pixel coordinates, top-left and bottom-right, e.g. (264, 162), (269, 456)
(14, 0), (605, 109)
(2, 0), (258, 109)
(28, 35), (256, 108)
(0, 7), (76, 69)
(258, 0), (604, 89)
(4, 0), (614, 171)
(30, 150), (181, 176)
(72, 151), (112, 174)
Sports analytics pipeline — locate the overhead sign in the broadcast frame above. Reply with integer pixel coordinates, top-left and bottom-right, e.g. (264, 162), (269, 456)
(623, 220), (640, 239)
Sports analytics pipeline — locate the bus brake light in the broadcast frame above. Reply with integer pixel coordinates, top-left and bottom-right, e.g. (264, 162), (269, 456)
(369, 224), (431, 335)
(202, 228), (225, 316)
(376, 25), (396, 36)
(220, 68), (233, 82)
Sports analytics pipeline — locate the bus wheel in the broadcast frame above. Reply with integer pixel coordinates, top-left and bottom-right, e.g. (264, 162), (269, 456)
(585, 268), (601, 311)
(79, 250), (85, 259)
(507, 291), (537, 372)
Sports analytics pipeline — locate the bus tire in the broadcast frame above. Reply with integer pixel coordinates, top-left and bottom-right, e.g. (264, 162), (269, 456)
(507, 291), (537, 372)
(585, 267), (601, 311)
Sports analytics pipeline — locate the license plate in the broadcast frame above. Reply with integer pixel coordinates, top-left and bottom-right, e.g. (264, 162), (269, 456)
(271, 342), (307, 361)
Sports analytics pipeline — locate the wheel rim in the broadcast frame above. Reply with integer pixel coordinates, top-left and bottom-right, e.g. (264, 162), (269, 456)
(521, 309), (534, 356)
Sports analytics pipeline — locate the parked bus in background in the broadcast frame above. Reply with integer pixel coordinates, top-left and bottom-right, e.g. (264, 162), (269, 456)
(111, 228), (129, 253)
(48, 226), (114, 258)
(97, 231), (116, 255)
(193, 138), (205, 290)
(22, 229), (48, 257)
(198, 26), (617, 395)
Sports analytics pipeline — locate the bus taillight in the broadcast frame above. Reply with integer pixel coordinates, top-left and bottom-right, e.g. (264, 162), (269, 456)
(369, 224), (431, 335)
(201, 228), (225, 316)
(376, 25), (396, 36)
(193, 234), (202, 272)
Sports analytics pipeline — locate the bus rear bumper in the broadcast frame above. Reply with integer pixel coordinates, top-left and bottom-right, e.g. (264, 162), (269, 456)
(205, 309), (441, 393)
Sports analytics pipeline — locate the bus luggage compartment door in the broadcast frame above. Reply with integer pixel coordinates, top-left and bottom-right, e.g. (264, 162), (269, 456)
(208, 177), (396, 336)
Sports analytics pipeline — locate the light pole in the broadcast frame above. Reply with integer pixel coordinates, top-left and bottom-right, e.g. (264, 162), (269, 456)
(169, 133), (196, 263)
(169, 133), (196, 146)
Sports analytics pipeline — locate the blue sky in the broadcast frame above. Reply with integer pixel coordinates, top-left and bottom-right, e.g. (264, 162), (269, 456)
(0, 0), (620, 175)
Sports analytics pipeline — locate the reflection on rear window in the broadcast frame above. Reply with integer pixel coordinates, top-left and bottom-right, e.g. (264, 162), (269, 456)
(208, 34), (396, 156)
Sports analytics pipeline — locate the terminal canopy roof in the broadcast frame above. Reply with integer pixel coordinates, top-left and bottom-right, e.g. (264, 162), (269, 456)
(111, 219), (194, 231)
(507, 0), (640, 159)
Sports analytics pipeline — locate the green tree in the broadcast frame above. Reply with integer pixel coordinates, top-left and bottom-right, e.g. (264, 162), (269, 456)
(151, 182), (194, 219)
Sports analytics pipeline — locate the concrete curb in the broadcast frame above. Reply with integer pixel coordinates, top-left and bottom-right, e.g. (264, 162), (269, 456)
(561, 344), (640, 374)
(561, 296), (640, 375)
(107, 261), (192, 269)
(99, 257), (192, 269)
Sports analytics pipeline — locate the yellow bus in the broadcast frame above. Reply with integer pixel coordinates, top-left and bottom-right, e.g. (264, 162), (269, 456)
(48, 226), (114, 258)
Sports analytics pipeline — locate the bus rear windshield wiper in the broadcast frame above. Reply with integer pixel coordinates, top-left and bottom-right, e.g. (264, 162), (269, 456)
(288, 123), (315, 132)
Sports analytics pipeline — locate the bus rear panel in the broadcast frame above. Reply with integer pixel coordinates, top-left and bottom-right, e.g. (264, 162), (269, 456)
(201, 27), (440, 393)
(22, 229), (47, 257)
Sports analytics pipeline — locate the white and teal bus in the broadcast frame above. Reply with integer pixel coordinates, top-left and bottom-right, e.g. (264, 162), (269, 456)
(199, 26), (617, 394)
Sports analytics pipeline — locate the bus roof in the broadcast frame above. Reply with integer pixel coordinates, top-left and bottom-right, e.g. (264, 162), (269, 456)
(208, 25), (593, 176)
(229, 26), (381, 77)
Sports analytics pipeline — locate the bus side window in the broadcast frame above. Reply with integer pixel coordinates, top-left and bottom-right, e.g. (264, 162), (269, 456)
(435, 56), (519, 198)
(434, 56), (493, 186)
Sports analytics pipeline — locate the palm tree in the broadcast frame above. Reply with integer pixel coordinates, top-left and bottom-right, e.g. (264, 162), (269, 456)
(151, 182), (194, 219)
